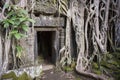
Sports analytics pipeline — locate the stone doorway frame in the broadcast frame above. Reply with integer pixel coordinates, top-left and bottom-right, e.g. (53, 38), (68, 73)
(34, 27), (60, 65)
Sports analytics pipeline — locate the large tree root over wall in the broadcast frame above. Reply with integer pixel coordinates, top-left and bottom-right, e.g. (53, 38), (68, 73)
(64, 0), (112, 79)
(76, 67), (106, 80)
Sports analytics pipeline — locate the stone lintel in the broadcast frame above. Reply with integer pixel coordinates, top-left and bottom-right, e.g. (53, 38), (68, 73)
(33, 15), (65, 27)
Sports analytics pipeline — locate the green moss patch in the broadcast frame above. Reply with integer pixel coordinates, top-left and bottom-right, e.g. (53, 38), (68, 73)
(1, 71), (32, 80)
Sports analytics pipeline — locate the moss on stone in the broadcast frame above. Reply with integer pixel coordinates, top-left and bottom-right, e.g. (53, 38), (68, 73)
(1, 71), (32, 80)
(93, 69), (102, 75)
(18, 72), (32, 80)
(76, 77), (81, 80)
(92, 62), (99, 69)
(1, 71), (18, 80)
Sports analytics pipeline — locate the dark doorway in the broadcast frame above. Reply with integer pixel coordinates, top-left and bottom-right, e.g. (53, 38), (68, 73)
(37, 31), (56, 64)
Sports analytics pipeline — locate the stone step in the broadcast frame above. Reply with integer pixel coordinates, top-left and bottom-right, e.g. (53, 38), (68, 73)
(42, 64), (54, 71)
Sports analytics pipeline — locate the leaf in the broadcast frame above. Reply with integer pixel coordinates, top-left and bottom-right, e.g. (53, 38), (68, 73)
(10, 16), (17, 22)
(8, 20), (14, 25)
(20, 34), (28, 38)
(4, 23), (9, 28)
(7, 11), (14, 17)
(21, 9), (28, 15)
(14, 33), (21, 40)
(22, 25), (28, 31)
(27, 19), (35, 23)
(19, 18), (27, 22)
(16, 45), (23, 58)
(4, 4), (9, 8)
(10, 30), (18, 34)
(16, 45), (22, 53)
(14, 20), (20, 26)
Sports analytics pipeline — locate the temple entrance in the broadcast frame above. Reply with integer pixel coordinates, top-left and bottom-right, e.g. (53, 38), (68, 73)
(36, 30), (58, 65)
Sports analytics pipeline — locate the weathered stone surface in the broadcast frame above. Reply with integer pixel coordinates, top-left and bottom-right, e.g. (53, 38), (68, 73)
(59, 28), (65, 49)
(33, 15), (65, 27)
(115, 1), (120, 47)
(2, 65), (42, 79)
(19, 28), (35, 66)
(34, 0), (57, 14)
(115, 21), (120, 47)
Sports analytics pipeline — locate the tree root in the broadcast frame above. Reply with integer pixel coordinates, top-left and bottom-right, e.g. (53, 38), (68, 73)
(76, 67), (106, 80)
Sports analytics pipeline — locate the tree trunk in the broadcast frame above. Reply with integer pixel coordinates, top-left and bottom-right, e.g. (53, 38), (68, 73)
(59, 9), (72, 66)
(0, 32), (2, 71)
(69, 0), (86, 71)
(2, 37), (11, 72)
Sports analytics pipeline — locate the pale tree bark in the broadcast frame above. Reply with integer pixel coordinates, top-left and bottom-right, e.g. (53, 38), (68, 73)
(69, 0), (107, 79)
(58, 0), (72, 66)
(103, 0), (110, 50)
(59, 9), (72, 66)
(70, 0), (89, 71)
(65, 9), (72, 65)
(0, 31), (2, 70)
(72, 1), (86, 71)
(93, 0), (110, 54)
(1, 31), (11, 73)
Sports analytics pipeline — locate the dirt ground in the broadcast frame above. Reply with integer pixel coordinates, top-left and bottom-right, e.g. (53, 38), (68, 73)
(40, 69), (75, 80)
(37, 59), (94, 80)
(39, 69), (95, 80)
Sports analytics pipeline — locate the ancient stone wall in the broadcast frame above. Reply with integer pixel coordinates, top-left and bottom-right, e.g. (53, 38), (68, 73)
(20, 28), (35, 66)
(19, 0), (66, 66)
(34, 0), (57, 14)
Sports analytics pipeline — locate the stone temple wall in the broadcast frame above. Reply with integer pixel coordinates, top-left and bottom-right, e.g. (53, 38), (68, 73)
(34, 0), (58, 14)
(19, 0), (66, 66)
(19, 28), (35, 66)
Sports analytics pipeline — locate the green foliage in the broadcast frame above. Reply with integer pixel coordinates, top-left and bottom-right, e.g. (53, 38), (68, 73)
(0, 5), (35, 58)
(1, 5), (35, 39)
(92, 62), (102, 75)
(16, 45), (23, 58)
(61, 58), (76, 72)
(63, 66), (73, 72)
(76, 78), (81, 80)
(92, 52), (120, 79)
(93, 70), (102, 75)
(92, 62), (99, 69)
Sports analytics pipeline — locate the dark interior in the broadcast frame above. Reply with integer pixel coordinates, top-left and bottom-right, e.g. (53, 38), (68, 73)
(37, 31), (55, 64)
